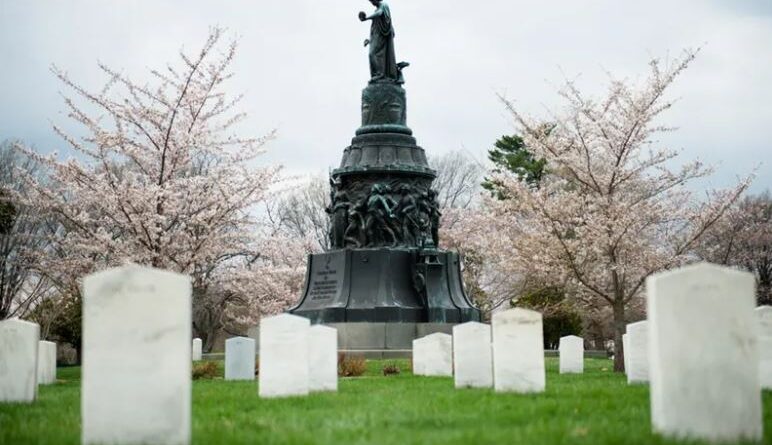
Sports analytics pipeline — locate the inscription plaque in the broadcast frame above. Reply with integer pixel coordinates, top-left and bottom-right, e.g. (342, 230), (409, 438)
(305, 253), (346, 304)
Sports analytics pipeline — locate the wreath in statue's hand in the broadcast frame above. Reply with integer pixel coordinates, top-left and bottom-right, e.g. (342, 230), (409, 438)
(358, 11), (367, 21)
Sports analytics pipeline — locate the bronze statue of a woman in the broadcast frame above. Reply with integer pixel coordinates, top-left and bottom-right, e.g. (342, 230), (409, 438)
(359, 1), (399, 83)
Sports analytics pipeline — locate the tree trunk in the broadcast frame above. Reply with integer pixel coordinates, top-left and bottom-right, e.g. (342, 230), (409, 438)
(75, 339), (83, 366)
(612, 298), (626, 372)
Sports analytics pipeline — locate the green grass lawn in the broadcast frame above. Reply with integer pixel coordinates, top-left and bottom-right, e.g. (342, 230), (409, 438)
(1, 358), (770, 444)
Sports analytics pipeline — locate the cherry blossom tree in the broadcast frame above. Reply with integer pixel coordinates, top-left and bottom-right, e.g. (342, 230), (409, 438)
(488, 50), (751, 371)
(697, 191), (772, 305)
(429, 151), (523, 315)
(17, 28), (281, 351)
(439, 204), (528, 317)
(0, 141), (55, 321)
(221, 233), (317, 329)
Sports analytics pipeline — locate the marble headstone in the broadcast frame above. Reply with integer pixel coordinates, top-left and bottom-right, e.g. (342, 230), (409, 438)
(647, 263), (762, 442)
(626, 321), (649, 384)
(412, 333), (452, 377)
(411, 337), (427, 376)
(308, 325), (338, 392)
(558, 335), (584, 374)
(622, 333), (630, 374)
(492, 308), (545, 393)
(452, 322), (493, 388)
(191, 338), (202, 361)
(37, 340), (57, 385)
(756, 305), (772, 390)
(82, 265), (192, 445)
(224, 337), (256, 381)
(259, 314), (310, 398)
(0, 318), (39, 402)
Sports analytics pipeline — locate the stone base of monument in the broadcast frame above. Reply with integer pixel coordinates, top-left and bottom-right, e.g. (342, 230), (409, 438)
(332, 322), (454, 351)
(289, 248), (481, 323)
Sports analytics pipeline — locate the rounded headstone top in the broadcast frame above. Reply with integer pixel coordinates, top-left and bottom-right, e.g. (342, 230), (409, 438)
(422, 332), (452, 340)
(83, 265), (191, 296)
(560, 335), (584, 341)
(309, 324), (338, 334)
(261, 313), (311, 328)
(0, 318), (39, 329)
(453, 321), (489, 333)
(647, 262), (755, 287)
(225, 336), (254, 345)
(558, 335), (584, 350)
(756, 305), (772, 321)
(492, 308), (543, 324)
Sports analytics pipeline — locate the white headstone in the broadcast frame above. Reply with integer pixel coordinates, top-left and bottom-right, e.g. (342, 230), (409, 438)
(558, 335), (584, 374)
(37, 340), (57, 385)
(0, 318), (39, 402)
(191, 338), (202, 361)
(452, 322), (493, 388)
(756, 305), (772, 390)
(492, 308), (545, 393)
(82, 265), (191, 445)
(412, 333), (452, 377)
(647, 263), (762, 442)
(308, 325), (338, 392)
(622, 333), (630, 373)
(224, 337), (256, 381)
(411, 337), (426, 376)
(626, 321), (649, 384)
(259, 313), (310, 398)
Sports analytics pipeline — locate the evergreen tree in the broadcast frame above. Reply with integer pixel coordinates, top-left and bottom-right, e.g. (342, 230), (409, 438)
(482, 134), (547, 198)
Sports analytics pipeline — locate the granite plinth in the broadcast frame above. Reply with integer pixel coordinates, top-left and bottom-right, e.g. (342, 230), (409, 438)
(330, 322), (455, 350)
(290, 248), (481, 324)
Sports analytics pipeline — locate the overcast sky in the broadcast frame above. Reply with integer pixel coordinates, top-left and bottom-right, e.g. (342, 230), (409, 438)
(1, 0), (770, 192)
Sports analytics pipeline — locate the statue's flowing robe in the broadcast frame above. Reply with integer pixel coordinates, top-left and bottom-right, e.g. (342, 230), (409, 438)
(369, 3), (398, 81)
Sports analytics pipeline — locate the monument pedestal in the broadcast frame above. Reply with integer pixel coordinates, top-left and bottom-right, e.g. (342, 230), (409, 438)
(290, 248), (480, 324)
(333, 322), (454, 359)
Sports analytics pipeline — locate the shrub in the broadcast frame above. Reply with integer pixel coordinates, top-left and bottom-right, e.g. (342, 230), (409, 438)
(192, 361), (219, 380)
(255, 359), (259, 376)
(382, 362), (401, 376)
(337, 353), (367, 377)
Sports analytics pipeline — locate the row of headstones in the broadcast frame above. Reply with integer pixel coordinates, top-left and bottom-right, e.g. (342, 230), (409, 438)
(413, 311), (584, 391)
(0, 266), (339, 445)
(0, 319), (58, 402)
(258, 314), (338, 396)
(622, 306), (772, 389)
(414, 263), (770, 443)
(191, 317), (339, 393)
(1, 263), (769, 444)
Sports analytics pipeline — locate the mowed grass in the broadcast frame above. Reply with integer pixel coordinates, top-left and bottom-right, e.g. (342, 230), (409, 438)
(1, 359), (770, 445)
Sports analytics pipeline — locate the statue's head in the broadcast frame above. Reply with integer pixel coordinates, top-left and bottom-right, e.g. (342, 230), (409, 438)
(369, 0), (381, 6)
(371, 184), (383, 194)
